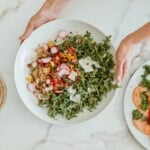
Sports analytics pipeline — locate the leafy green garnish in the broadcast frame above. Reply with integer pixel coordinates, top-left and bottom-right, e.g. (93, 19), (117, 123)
(140, 92), (148, 111)
(132, 109), (143, 120)
(140, 65), (150, 88)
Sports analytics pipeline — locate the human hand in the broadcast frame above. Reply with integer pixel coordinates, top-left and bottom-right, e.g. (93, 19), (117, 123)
(115, 36), (134, 83)
(19, 10), (57, 42)
(19, 0), (70, 42)
(115, 22), (150, 83)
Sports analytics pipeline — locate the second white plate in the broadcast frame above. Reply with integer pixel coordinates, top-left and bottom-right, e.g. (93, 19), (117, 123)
(124, 60), (150, 150)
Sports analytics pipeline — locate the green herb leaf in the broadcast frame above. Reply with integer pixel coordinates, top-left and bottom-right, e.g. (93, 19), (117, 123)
(132, 109), (143, 120)
(140, 93), (148, 111)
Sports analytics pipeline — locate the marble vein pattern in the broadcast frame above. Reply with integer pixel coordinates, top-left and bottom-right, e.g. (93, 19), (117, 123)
(0, 0), (24, 22)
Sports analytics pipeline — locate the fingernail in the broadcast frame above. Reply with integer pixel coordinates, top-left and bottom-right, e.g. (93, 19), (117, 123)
(117, 76), (121, 86)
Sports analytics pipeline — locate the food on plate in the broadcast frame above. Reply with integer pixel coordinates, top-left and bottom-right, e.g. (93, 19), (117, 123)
(26, 30), (117, 120)
(132, 86), (147, 110)
(132, 65), (150, 135)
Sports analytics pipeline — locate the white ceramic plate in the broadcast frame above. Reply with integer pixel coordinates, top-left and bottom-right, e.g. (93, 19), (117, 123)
(124, 60), (150, 149)
(14, 19), (116, 125)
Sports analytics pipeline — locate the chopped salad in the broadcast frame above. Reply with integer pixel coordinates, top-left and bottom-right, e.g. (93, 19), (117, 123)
(26, 30), (117, 120)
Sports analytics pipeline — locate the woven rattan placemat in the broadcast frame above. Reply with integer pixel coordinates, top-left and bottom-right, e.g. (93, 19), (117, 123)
(0, 75), (6, 109)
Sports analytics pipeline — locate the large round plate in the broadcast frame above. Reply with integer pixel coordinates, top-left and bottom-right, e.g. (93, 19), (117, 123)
(14, 19), (116, 125)
(124, 60), (150, 149)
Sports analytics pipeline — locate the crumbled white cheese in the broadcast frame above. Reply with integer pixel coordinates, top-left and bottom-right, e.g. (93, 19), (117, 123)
(39, 57), (51, 63)
(68, 71), (77, 81)
(67, 86), (80, 103)
(67, 86), (76, 95)
(79, 56), (100, 72)
(70, 94), (81, 103)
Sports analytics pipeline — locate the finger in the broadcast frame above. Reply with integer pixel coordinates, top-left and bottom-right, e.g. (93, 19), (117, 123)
(115, 61), (123, 84)
(19, 21), (35, 42)
(19, 22), (35, 41)
(115, 50), (123, 82)
(122, 58), (131, 81)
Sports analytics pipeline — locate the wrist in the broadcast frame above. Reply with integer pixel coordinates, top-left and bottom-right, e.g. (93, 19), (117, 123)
(39, 0), (64, 20)
(125, 34), (136, 45)
(120, 35), (135, 53)
(123, 34), (136, 48)
(38, 3), (58, 21)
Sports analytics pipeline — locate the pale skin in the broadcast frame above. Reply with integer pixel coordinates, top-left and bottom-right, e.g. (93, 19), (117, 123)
(115, 22), (150, 82)
(19, 0), (70, 41)
(19, 0), (150, 82)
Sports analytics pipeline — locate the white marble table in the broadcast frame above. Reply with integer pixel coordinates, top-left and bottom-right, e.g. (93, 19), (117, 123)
(0, 0), (150, 149)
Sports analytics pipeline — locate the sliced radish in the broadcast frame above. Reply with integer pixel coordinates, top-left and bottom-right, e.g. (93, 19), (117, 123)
(50, 46), (59, 54)
(58, 30), (68, 39)
(38, 57), (51, 64)
(27, 83), (35, 92)
(58, 69), (69, 77)
(55, 30), (68, 44)
(60, 63), (70, 71)
(34, 92), (42, 100)
(38, 59), (43, 64)
(54, 90), (63, 94)
(55, 37), (63, 44)
(57, 63), (70, 77)
(46, 79), (51, 84)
